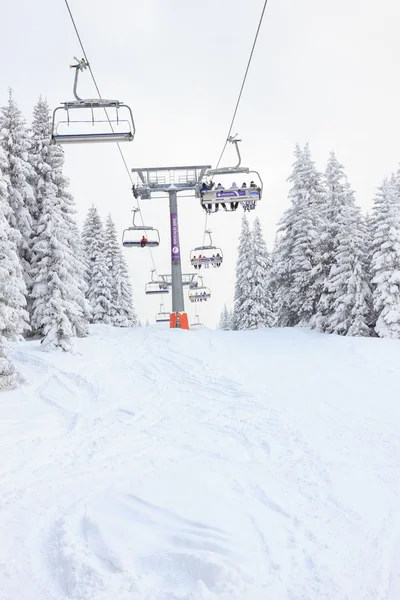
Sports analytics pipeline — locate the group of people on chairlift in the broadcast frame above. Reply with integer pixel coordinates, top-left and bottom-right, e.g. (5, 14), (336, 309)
(200, 180), (259, 213)
(191, 253), (222, 269)
(190, 291), (209, 302)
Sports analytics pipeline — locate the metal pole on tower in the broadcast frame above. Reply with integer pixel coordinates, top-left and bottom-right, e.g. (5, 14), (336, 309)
(168, 189), (185, 313)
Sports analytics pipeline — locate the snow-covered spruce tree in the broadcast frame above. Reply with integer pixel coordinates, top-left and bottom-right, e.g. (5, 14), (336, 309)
(271, 144), (325, 326)
(247, 217), (274, 328)
(82, 210), (112, 324)
(311, 152), (371, 332)
(370, 176), (400, 338)
(218, 304), (231, 330)
(0, 90), (35, 277)
(82, 205), (113, 324)
(322, 200), (372, 336)
(29, 98), (90, 349)
(104, 214), (137, 326)
(82, 205), (103, 290)
(0, 146), (29, 385)
(232, 214), (253, 330)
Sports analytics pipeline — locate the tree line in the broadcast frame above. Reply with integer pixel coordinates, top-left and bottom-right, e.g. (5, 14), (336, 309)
(221, 144), (400, 338)
(0, 91), (136, 388)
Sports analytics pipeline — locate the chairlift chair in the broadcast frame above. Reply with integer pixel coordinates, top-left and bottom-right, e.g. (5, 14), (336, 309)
(190, 230), (223, 268)
(145, 270), (169, 295)
(155, 304), (170, 323)
(51, 58), (135, 145)
(188, 289), (211, 303)
(122, 208), (160, 248)
(190, 314), (204, 327)
(145, 282), (169, 295)
(199, 136), (262, 211)
(188, 277), (211, 302)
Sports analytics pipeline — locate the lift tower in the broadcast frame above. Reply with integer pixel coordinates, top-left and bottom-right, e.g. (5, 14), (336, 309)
(131, 165), (210, 315)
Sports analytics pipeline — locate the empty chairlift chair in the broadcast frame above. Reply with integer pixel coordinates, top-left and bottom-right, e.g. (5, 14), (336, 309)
(190, 314), (204, 328)
(155, 304), (170, 323)
(145, 270), (169, 295)
(122, 208), (160, 248)
(190, 230), (223, 269)
(51, 57), (135, 145)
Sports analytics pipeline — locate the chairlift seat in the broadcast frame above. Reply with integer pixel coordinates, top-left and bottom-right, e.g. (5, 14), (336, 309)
(201, 189), (260, 204)
(156, 313), (171, 323)
(145, 282), (169, 295)
(191, 256), (223, 267)
(122, 216), (160, 248)
(123, 240), (160, 248)
(188, 288), (211, 302)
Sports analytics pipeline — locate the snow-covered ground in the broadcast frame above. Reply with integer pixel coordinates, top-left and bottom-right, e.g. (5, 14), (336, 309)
(2, 326), (400, 600)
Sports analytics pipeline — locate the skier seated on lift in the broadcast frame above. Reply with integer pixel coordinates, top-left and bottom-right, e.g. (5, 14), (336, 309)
(230, 182), (239, 211)
(140, 235), (148, 248)
(249, 181), (258, 209)
(201, 181), (214, 212)
(215, 252), (222, 267)
(213, 183), (227, 213)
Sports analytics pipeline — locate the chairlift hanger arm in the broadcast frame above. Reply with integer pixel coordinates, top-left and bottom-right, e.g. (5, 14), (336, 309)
(70, 57), (88, 102)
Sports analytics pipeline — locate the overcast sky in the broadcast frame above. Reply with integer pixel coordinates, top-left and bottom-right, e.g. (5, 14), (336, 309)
(1, 0), (400, 326)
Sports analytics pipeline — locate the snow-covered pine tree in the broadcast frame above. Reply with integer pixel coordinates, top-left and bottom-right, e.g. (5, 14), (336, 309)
(29, 98), (90, 349)
(82, 206), (112, 324)
(82, 205), (102, 290)
(247, 217), (274, 328)
(104, 214), (137, 327)
(370, 176), (400, 338)
(0, 90), (35, 277)
(311, 152), (371, 333)
(232, 214), (253, 330)
(322, 199), (372, 336)
(271, 144), (325, 326)
(0, 145), (29, 385)
(218, 304), (231, 330)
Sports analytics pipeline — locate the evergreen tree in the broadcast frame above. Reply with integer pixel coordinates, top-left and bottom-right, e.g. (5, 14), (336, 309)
(104, 214), (137, 326)
(0, 90), (35, 275)
(82, 206), (112, 324)
(247, 217), (274, 328)
(311, 153), (371, 333)
(323, 203), (372, 336)
(83, 206), (113, 323)
(29, 98), (90, 349)
(271, 144), (325, 326)
(232, 214), (253, 330)
(218, 304), (231, 330)
(82, 205), (103, 292)
(0, 145), (29, 385)
(370, 176), (400, 338)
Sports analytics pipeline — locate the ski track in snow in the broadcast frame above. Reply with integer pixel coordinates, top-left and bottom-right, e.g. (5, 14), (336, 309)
(2, 326), (400, 599)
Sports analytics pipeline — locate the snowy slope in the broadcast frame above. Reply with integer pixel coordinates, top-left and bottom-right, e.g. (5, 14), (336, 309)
(2, 326), (400, 600)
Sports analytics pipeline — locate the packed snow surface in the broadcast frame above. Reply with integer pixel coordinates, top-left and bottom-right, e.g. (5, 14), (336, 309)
(2, 326), (400, 599)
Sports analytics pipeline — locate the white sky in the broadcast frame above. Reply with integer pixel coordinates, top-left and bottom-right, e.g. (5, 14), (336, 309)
(2, 0), (400, 326)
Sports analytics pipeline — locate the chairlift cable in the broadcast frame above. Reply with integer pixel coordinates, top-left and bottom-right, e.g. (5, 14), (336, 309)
(214, 0), (269, 169)
(202, 211), (209, 247)
(63, 0), (159, 277)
